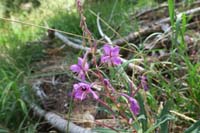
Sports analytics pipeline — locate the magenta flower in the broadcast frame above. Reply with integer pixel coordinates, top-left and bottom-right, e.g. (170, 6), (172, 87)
(101, 44), (122, 66)
(129, 97), (140, 116)
(121, 93), (140, 116)
(70, 57), (89, 80)
(73, 82), (99, 100)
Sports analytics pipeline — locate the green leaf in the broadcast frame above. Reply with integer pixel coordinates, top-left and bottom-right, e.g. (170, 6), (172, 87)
(93, 127), (125, 133)
(168, 0), (175, 26)
(18, 99), (28, 116)
(159, 101), (172, 133)
(181, 13), (187, 34)
(0, 129), (9, 133)
(145, 114), (175, 133)
(184, 120), (200, 133)
(137, 93), (148, 131)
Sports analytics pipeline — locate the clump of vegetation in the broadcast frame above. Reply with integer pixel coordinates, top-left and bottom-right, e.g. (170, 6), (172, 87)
(0, 0), (199, 132)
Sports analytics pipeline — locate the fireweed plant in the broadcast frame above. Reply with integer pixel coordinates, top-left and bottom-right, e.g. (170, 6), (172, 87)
(69, 0), (149, 131)
(70, 43), (141, 117)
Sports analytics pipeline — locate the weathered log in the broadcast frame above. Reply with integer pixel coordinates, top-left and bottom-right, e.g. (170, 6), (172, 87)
(31, 103), (95, 133)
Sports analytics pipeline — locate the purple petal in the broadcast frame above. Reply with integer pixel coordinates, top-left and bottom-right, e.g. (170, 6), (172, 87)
(90, 89), (99, 99)
(101, 56), (110, 63)
(78, 57), (84, 66)
(74, 91), (86, 100)
(111, 57), (122, 65)
(72, 82), (98, 100)
(70, 64), (81, 72)
(103, 44), (111, 55)
(78, 71), (85, 80)
(129, 98), (140, 115)
(79, 82), (90, 88)
(84, 62), (89, 71)
(111, 46), (120, 56)
(73, 83), (89, 100)
(73, 84), (79, 90)
(103, 79), (110, 86)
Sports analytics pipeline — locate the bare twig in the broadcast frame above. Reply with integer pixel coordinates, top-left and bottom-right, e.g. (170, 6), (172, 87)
(32, 80), (48, 100)
(54, 32), (90, 51)
(170, 110), (197, 123)
(97, 13), (112, 44)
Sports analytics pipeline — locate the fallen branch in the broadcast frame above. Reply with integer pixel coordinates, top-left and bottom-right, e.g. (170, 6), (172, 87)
(31, 103), (95, 133)
(112, 25), (162, 46)
(132, 1), (200, 19)
(157, 7), (200, 24)
(32, 80), (48, 100)
(113, 7), (200, 46)
(54, 32), (90, 51)
(132, 3), (169, 19)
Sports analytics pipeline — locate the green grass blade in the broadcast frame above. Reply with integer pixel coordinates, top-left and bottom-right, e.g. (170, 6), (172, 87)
(145, 114), (175, 133)
(159, 101), (172, 133)
(137, 93), (148, 131)
(184, 120), (200, 133)
(168, 0), (175, 26)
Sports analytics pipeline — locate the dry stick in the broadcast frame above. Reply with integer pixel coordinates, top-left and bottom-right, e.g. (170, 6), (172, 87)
(157, 6), (200, 24)
(54, 32), (90, 51)
(90, 10), (132, 48)
(97, 13), (112, 44)
(113, 6), (200, 46)
(32, 80), (48, 100)
(132, 1), (200, 19)
(133, 3), (169, 19)
(54, 32), (145, 73)
(31, 103), (95, 133)
(169, 110), (197, 123)
(112, 25), (162, 46)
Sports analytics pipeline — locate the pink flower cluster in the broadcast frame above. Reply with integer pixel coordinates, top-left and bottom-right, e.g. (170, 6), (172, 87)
(70, 44), (140, 116)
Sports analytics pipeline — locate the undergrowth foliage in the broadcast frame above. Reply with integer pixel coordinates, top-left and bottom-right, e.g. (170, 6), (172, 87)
(69, 0), (148, 132)
(0, 0), (199, 132)
(70, 0), (200, 132)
